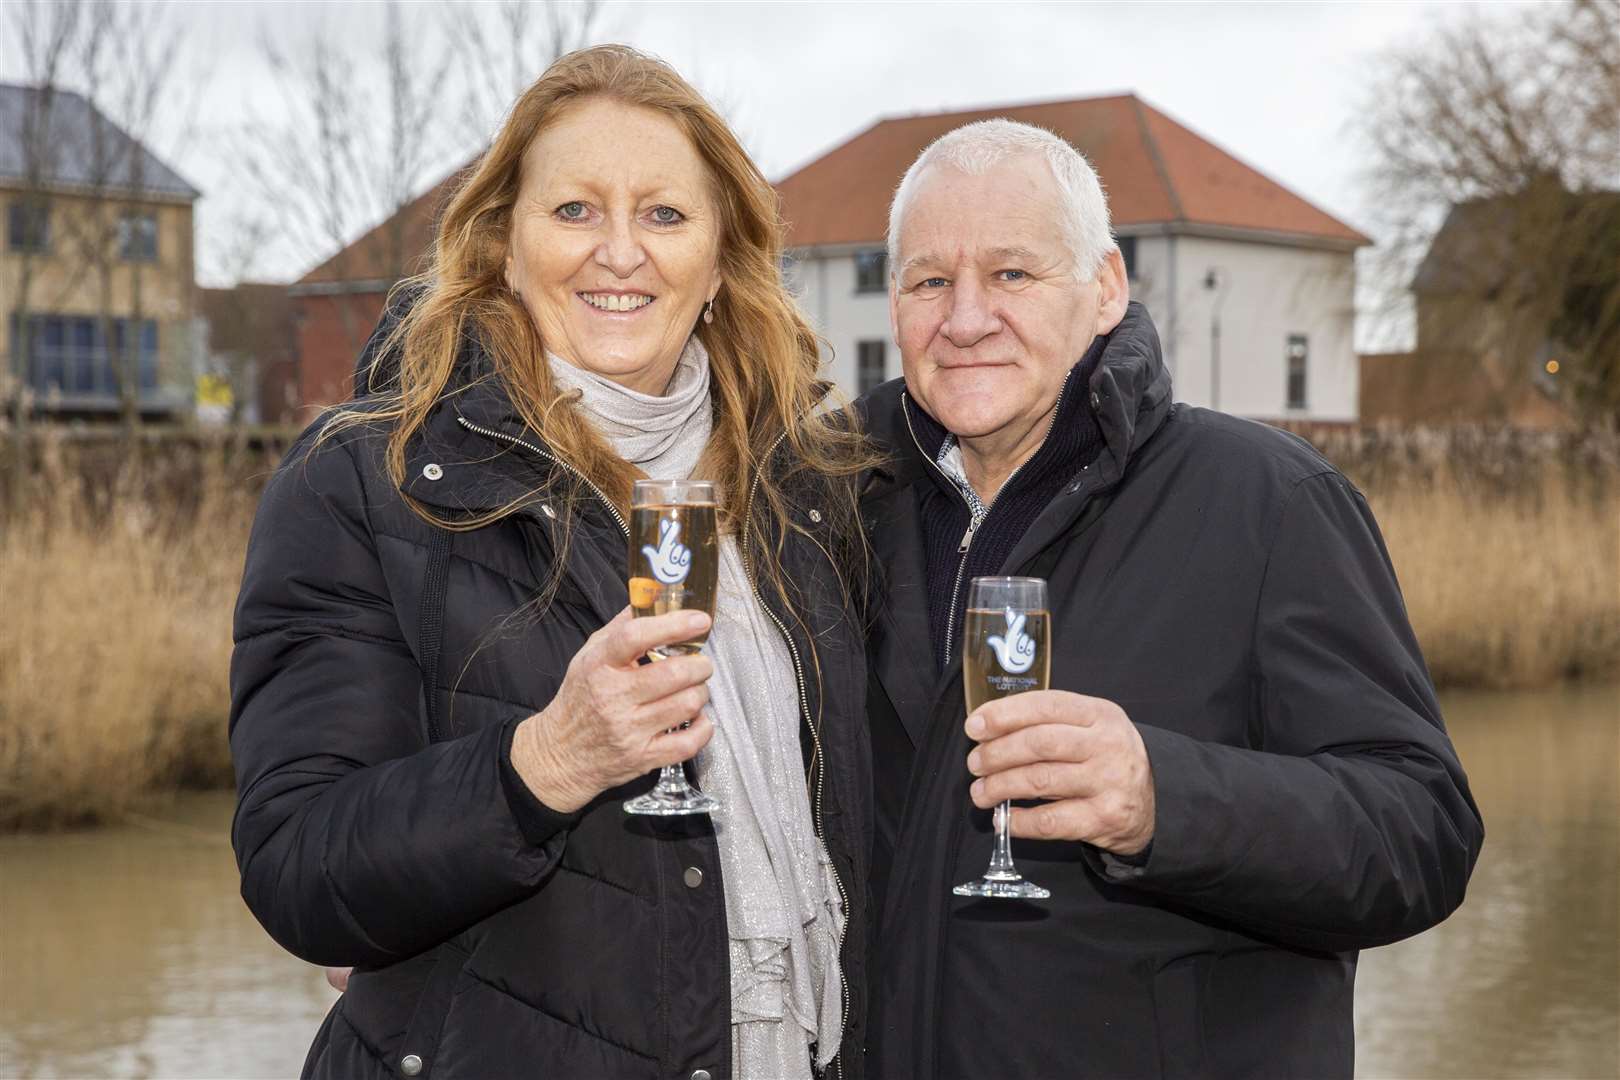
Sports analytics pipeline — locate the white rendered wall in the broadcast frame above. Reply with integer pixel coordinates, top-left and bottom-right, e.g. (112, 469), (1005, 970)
(1160, 236), (1358, 421)
(785, 248), (894, 395)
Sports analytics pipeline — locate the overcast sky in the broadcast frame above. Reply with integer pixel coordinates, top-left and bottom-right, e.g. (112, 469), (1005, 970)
(2, 0), (1530, 291)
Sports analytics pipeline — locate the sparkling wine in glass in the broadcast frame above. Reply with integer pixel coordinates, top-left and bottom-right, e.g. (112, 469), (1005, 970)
(954, 576), (1052, 899)
(623, 479), (720, 816)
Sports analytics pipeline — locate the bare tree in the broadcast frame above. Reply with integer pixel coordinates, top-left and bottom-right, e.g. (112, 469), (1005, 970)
(445, 0), (604, 144)
(3, 0), (81, 517)
(1359, 0), (1620, 423)
(73, 0), (196, 434)
(236, 1), (458, 364)
(5, 0), (203, 445)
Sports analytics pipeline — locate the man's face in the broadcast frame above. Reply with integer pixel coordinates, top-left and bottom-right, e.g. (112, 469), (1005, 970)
(891, 155), (1127, 440)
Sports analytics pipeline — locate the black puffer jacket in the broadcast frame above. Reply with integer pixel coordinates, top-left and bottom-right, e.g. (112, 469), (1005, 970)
(857, 303), (1483, 1079)
(230, 348), (871, 1079)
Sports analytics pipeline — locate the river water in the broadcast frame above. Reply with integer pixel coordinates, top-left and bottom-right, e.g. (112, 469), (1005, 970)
(1, 685), (1615, 1078)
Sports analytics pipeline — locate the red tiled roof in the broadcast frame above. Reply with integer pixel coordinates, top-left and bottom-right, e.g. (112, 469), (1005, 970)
(775, 94), (1369, 249)
(297, 160), (479, 285)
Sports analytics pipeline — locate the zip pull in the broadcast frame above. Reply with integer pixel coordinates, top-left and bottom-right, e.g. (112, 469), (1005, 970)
(958, 515), (982, 553)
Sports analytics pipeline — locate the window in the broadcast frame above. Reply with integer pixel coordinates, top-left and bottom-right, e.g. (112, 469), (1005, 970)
(8, 200), (50, 253)
(856, 339), (887, 394)
(854, 250), (887, 293)
(118, 212), (158, 262)
(1286, 334), (1309, 411)
(1117, 236), (1137, 280)
(10, 314), (159, 402)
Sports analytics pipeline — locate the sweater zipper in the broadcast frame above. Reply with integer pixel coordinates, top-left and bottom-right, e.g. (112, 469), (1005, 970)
(742, 428), (850, 1080)
(455, 417), (631, 538)
(902, 388), (1066, 663)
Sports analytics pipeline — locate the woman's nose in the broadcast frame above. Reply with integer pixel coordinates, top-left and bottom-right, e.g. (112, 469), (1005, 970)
(595, 215), (647, 278)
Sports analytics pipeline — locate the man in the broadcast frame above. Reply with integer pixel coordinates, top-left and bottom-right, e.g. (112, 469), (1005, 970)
(856, 119), (1483, 1078)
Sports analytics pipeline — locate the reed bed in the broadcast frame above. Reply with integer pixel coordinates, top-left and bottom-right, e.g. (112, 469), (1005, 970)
(0, 431), (281, 830)
(1312, 425), (1620, 689)
(0, 424), (1614, 830)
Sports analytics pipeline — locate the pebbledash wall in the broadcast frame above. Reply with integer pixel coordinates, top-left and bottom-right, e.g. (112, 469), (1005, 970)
(787, 230), (1357, 423)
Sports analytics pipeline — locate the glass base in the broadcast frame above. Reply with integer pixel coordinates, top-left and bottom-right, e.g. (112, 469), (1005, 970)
(623, 788), (718, 816)
(953, 874), (1051, 900)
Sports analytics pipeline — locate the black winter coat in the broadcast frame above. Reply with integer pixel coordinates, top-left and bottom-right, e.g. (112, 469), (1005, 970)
(230, 355), (872, 1080)
(857, 303), (1484, 1079)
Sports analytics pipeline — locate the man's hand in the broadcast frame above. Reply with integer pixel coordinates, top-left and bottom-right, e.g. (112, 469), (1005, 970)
(965, 690), (1156, 855)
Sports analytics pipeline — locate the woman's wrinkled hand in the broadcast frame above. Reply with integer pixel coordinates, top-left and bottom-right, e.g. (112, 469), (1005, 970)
(511, 607), (714, 813)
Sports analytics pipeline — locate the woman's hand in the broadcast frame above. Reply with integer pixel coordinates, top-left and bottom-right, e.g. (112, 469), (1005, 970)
(511, 607), (715, 813)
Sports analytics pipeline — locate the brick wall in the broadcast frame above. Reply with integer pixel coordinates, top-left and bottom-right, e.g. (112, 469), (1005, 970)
(293, 290), (388, 423)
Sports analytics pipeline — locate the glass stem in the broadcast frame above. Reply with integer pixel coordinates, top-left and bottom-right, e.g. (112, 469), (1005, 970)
(654, 763), (690, 794)
(987, 799), (1020, 880)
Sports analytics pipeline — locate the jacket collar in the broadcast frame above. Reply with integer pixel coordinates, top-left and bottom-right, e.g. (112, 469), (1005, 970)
(860, 300), (1173, 496)
(396, 336), (587, 522)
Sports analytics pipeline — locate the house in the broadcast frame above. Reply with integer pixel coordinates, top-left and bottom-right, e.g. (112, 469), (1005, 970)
(776, 94), (1370, 420)
(196, 283), (300, 425)
(1358, 190), (1612, 429)
(288, 164), (473, 422)
(1, 83), (200, 420)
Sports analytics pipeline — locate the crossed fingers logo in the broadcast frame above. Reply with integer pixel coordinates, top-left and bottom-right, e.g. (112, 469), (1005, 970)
(643, 517), (693, 585)
(987, 608), (1036, 674)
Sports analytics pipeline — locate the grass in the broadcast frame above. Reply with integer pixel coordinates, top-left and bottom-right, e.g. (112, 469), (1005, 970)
(0, 424), (1614, 830)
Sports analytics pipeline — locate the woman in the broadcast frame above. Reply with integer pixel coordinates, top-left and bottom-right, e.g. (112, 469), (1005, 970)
(231, 45), (876, 1080)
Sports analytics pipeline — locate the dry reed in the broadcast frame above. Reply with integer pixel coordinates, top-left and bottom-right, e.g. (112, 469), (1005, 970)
(0, 431), (277, 830)
(0, 425), (1613, 831)
(1312, 425), (1620, 688)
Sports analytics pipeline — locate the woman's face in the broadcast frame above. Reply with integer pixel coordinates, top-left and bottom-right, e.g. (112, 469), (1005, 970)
(506, 97), (724, 396)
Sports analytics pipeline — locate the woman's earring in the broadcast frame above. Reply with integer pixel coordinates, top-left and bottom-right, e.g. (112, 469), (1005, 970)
(702, 300), (715, 325)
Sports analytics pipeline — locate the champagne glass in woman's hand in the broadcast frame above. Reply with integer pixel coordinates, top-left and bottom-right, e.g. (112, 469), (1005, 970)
(623, 479), (721, 814)
(509, 607), (715, 815)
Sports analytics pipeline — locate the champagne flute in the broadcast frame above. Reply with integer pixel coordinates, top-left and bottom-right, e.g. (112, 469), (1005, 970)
(623, 479), (720, 816)
(954, 576), (1052, 899)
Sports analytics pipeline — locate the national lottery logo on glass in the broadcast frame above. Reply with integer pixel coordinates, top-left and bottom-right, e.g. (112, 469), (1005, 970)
(642, 517), (693, 585)
(986, 608), (1037, 678)
(627, 480), (717, 661)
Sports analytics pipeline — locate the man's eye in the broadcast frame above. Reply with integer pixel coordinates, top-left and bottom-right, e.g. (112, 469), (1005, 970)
(918, 277), (948, 289)
(650, 205), (684, 225)
(998, 269), (1027, 282)
(556, 202), (588, 220)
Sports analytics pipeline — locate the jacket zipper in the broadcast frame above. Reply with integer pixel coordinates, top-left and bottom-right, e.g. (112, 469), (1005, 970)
(901, 388), (1066, 664)
(464, 415), (851, 1076)
(455, 417), (631, 538)
(741, 428), (850, 1080)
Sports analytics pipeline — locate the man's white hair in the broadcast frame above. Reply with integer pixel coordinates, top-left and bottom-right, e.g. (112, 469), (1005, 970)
(886, 118), (1115, 280)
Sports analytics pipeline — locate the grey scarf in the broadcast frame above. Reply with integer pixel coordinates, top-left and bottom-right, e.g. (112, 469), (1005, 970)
(548, 339), (845, 1078)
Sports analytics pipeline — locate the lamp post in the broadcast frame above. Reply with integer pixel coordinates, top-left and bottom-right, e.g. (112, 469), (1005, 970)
(1203, 267), (1229, 412)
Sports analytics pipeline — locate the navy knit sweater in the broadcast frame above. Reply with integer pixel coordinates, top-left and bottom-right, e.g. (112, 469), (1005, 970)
(903, 342), (1107, 669)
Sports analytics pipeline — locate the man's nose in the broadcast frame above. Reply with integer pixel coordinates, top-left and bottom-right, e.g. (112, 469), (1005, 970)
(941, 278), (1000, 348)
(595, 214), (646, 278)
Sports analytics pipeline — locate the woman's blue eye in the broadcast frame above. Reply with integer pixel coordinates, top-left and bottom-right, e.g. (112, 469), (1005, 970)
(557, 202), (587, 220)
(651, 206), (683, 224)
